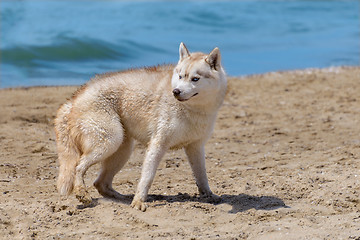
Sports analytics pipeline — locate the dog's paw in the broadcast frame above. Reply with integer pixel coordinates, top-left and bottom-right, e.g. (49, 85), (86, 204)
(94, 183), (122, 200)
(201, 193), (222, 204)
(74, 186), (92, 206)
(130, 199), (148, 212)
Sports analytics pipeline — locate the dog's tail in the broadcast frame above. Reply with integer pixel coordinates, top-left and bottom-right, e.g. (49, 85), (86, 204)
(54, 102), (80, 196)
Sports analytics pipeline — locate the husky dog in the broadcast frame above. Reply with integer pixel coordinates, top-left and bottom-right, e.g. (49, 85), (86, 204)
(54, 43), (227, 211)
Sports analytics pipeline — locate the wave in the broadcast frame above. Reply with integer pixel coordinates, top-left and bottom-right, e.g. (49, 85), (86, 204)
(1, 37), (167, 67)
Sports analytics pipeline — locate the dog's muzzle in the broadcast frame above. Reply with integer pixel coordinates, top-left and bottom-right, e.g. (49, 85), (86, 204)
(172, 88), (198, 102)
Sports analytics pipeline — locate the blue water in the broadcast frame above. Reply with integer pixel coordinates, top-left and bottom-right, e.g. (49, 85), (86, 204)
(1, 0), (359, 88)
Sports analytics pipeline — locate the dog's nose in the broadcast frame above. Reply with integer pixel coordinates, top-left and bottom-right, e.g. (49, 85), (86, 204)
(172, 88), (181, 96)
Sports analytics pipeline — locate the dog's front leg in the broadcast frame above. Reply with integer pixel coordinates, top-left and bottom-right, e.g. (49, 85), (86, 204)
(185, 142), (221, 203)
(131, 139), (167, 211)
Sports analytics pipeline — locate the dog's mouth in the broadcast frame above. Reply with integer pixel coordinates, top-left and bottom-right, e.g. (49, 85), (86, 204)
(176, 93), (198, 102)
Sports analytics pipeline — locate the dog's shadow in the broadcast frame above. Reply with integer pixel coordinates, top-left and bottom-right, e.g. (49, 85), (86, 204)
(222, 194), (289, 213)
(148, 193), (289, 213)
(82, 193), (289, 213)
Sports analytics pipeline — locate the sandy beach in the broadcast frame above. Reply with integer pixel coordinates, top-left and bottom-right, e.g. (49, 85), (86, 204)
(0, 67), (359, 239)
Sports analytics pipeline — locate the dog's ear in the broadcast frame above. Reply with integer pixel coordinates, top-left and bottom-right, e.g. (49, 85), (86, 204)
(206, 47), (221, 71)
(179, 42), (190, 61)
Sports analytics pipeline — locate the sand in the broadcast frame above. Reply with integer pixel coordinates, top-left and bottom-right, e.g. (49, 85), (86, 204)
(0, 66), (359, 239)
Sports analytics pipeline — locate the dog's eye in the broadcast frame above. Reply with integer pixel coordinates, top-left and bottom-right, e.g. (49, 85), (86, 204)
(179, 75), (182, 79)
(191, 77), (200, 82)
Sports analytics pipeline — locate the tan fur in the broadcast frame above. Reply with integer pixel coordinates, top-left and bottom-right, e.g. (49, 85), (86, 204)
(55, 102), (80, 196)
(54, 43), (227, 210)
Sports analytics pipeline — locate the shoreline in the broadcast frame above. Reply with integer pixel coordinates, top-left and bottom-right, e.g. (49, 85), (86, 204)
(1, 65), (358, 90)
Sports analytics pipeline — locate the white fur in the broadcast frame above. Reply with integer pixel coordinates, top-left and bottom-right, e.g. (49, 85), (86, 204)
(54, 42), (227, 211)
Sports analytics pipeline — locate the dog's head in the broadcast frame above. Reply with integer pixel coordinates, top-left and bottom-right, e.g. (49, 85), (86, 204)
(171, 43), (226, 106)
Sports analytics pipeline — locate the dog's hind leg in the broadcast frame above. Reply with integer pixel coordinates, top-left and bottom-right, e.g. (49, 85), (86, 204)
(94, 136), (134, 199)
(73, 151), (105, 205)
(73, 118), (124, 205)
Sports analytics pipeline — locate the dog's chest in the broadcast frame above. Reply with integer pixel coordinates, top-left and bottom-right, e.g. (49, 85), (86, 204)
(167, 114), (214, 149)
